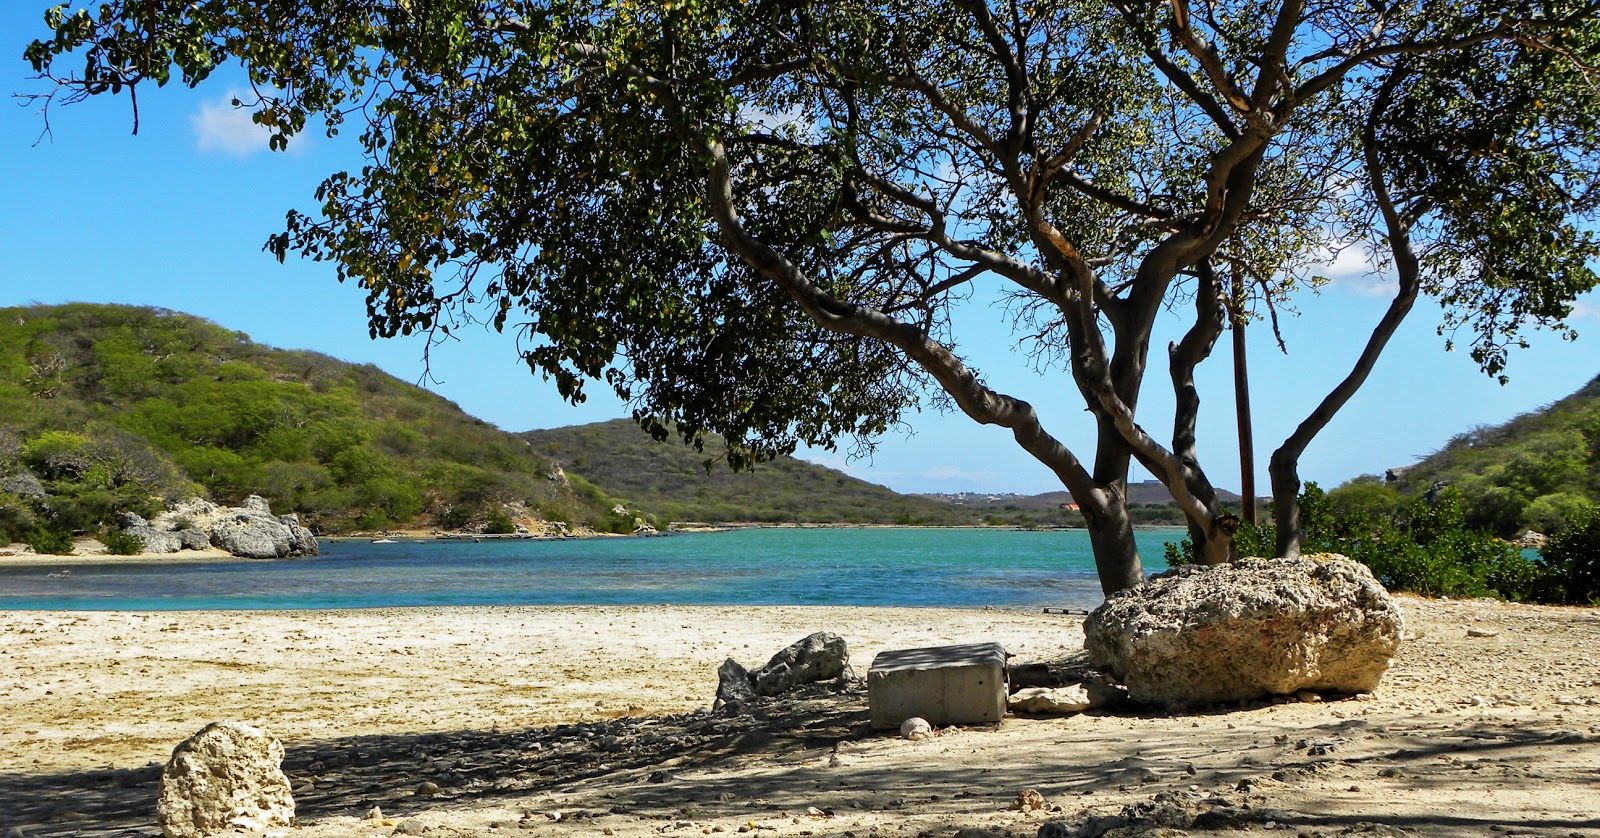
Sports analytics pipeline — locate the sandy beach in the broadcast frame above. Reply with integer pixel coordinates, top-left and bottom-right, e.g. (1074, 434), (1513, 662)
(2, 599), (1598, 838)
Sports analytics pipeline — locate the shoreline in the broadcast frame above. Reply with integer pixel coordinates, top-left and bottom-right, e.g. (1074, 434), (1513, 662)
(1, 523), (1185, 568)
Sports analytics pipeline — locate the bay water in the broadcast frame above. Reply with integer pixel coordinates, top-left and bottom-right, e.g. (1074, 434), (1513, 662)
(0, 527), (1182, 611)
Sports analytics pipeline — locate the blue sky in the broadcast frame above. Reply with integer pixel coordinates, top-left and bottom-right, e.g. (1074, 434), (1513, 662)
(2, 6), (1596, 496)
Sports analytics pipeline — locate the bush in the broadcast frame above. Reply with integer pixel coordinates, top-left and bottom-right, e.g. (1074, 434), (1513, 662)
(1163, 483), (1546, 601)
(99, 527), (145, 556)
(1538, 503), (1600, 605)
(482, 508), (517, 534)
(24, 527), (75, 555)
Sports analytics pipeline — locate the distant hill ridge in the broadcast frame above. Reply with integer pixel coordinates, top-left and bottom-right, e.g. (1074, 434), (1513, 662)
(0, 303), (634, 537)
(1382, 373), (1600, 533)
(519, 419), (990, 525)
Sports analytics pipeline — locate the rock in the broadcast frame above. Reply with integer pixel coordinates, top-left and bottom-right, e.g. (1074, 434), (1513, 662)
(210, 510), (318, 559)
(280, 514), (319, 556)
(1, 471), (46, 499)
(366, 806), (384, 821)
(241, 495), (273, 514)
(749, 632), (850, 697)
(1465, 627), (1499, 638)
(116, 511), (150, 529)
(153, 498), (221, 531)
(156, 721), (294, 838)
(415, 781), (439, 797)
(1012, 789), (1047, 811)
(123, 526), (185, 554)
(899, 717), (933, 741)
(178, 529), (211, 551)
(1083, 556), (1404, 707)
(715, 658), (757, 710)
(1512, 530), (1548, 549)
(1009, 684), (1101, 714)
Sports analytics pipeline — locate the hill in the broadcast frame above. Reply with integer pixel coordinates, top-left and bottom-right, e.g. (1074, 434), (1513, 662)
(1376, 373), (1600, 534)
(520, 420), (992, 525)
(0, 303), (640, 539)
(917, 482), (1244, 526)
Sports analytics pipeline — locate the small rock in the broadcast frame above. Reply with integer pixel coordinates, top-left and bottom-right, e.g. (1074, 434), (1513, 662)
(365, 806), (383, 821)
(1009, 684), (1094, 714)
(415, 781), (440, 797)
(1295, 690), (1323, 703)
(393, 820), (428, 836)
(1012, 789), (1046, 811)
(900, 717), (934, 741)
(649, 770), (673, 783)
(1465, 628), (1499, 638)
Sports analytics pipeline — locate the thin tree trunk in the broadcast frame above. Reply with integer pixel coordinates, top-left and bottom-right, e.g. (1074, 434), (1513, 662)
(1271, 68), (1420, 557)
(1232, 269), (1257, 527)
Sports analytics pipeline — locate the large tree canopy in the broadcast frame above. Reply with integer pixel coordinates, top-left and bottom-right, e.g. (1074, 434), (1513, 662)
(26, 0), (1600, 593)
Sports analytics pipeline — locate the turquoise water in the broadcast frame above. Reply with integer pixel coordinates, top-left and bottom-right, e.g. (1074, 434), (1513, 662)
(0, 527), (1181, 611)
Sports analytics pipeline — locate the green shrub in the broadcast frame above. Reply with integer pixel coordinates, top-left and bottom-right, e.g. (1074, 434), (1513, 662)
(1537, 503), (1600, 605)
(24, 527), (74, 555)
(99, 528), (145, 555)
(482, 508), (517, 534)
(1163, 483), (1546, 601)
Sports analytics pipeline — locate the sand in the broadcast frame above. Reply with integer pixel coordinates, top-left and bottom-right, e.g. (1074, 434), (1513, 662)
(1, 598), (1598, 838)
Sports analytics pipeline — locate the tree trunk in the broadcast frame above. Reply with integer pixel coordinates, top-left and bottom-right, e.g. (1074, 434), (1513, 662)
(1083, 498), (1144, 595)
(1269, 447), (1303, 558)
(1232, 271), (1257, 527)
(1271, 69), (1419, 558)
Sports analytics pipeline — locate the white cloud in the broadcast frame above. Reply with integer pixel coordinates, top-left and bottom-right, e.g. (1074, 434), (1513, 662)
(1319, 242), (1398, 297)
(190, 90), (308, 156)
(1571, 297), (1600, 322)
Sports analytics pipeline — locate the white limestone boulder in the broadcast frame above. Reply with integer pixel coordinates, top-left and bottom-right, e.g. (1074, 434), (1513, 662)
(1083, 555), (1403, 707)
(156, 721), (294, 838)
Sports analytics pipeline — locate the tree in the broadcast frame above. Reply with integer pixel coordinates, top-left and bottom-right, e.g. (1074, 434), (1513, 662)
(26, 0), (1600, 594)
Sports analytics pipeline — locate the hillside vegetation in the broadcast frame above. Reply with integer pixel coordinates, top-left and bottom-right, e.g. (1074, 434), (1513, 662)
(0, 303), (638, 540)
(1345, 374), (1600, 536)
(521, 420), (988, 525)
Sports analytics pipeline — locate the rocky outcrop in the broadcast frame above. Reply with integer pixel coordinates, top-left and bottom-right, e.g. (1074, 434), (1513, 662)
(209, 510), (317, 559)
(125, 496), (319, 559)
(1083, 556), (1404, 707)
(156, 721), (294, 838)
(750, 631), (851, 696)
(0, 471), (46, 499)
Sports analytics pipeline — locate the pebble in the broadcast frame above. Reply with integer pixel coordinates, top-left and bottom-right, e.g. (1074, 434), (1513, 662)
(365, 806), (384, 821)
(1466, 628), (1500, 638)
(415, 781), (440, 797)
(900, 718), (934, 741)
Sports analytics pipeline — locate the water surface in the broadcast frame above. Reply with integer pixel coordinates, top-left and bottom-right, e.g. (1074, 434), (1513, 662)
(0, 527), (1181, 611)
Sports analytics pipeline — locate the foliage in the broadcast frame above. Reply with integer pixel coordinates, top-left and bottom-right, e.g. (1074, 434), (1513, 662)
(0, 303), (632, 534)
(523, 420), (987, 526)
(482, 507), (518, 534)
(1537, 503), (1600, 605)
(1166, 483), (1543, 600)
(24, 0), (1600, 590)
(1386, 375), (1600, 536)
(99, 527), (145, 556)
(23, 527), (74, 555)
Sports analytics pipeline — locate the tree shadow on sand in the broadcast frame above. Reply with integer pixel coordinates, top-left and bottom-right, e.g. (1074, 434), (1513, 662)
(3, 683), (1598, 838)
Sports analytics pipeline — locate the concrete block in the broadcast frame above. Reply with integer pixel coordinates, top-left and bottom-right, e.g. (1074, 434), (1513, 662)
(868, 642), (1007, 729)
